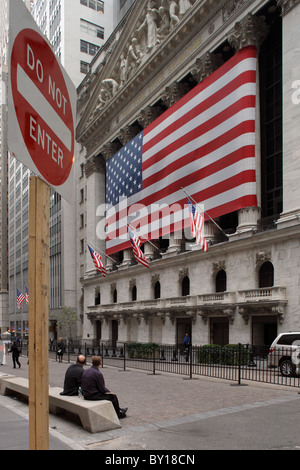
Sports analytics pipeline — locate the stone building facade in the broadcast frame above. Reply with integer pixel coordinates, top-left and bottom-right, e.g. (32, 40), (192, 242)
(76, 0), (300, 348)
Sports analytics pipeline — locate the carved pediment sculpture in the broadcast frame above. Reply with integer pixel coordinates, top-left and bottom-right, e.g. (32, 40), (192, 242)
(136, 1), (160, 53)
(77, 0), (201, 139)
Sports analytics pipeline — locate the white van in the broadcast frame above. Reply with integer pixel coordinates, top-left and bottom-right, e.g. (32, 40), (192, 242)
(268, 332), (300, 377)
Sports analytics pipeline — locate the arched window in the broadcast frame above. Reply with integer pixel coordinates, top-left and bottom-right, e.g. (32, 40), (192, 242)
(216, 270), (227, 293)
(113, 288), (117, 303)
(132, 285), (137, 301)
(154, 281), (161, 299)
(182, 276), (190, 296)
(259, 261), (274, 288)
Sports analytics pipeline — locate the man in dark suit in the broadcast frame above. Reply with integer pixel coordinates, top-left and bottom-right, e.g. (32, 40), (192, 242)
(81, 356), (127, 419)
(60, 355), (86, 396)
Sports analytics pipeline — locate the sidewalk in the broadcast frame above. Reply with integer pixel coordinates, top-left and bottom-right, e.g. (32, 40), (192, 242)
(0, 354), (299, 450)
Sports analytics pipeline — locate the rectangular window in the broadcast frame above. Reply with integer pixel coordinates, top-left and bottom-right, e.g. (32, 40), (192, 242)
(80, 19), (104, 40)
(80, 60), (89, 74)
(80, 39), (99, 56)
(80, 0), (104, 13)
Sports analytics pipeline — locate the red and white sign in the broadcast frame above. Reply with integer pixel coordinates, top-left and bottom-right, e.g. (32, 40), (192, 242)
(8, 0), (76, 201)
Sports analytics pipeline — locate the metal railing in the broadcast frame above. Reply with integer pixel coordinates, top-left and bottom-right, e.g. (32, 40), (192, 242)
(98, 343), (300, 388)
(19, 340), (300, 388)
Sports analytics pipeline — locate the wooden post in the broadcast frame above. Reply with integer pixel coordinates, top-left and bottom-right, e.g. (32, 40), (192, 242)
(28, 176), (50, 450)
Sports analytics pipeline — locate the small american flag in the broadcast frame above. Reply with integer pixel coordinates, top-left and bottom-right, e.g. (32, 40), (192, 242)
(25, 285), (29, 304)
(88, 245), (107, 277)
(17, 288), (25, 310)
(127, 226), (149, 268)
(187, 197), (208, 252)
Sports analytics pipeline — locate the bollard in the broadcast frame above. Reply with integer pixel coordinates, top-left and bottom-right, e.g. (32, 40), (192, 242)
(171, 348), (178, 361)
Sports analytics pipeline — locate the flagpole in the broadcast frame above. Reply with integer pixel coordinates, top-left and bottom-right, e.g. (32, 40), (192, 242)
(85, 239), (117, 264)
(182, 187), (229, 239)
(127, 223), (162, 254)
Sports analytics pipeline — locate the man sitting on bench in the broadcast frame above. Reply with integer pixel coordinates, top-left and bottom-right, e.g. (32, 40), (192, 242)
(60, 355), (86, 396)
(81, 356), (127, 419)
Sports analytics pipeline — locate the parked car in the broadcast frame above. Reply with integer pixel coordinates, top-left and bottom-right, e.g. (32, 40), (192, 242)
(268, 332), (300, 377)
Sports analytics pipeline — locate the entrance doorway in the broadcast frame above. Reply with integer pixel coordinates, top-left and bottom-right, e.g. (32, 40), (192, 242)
(210, 318), (229, 346)
(96, 321), (102, 342)
(252, 316), (277, 346)
(111, 320), (118, 348)
(176, 318), (192, 347)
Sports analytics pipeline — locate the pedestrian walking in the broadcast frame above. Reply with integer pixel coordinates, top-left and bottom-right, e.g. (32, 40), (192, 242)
(183, 332), (191, 348)
(183, 332), (191, 362)
(9, 340), (21, 368)
(57, 337), (64, 363)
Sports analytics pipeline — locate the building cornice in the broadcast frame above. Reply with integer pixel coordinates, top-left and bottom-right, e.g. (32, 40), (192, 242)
(76, 0), (254, 157)
(81, 222), (300, 288)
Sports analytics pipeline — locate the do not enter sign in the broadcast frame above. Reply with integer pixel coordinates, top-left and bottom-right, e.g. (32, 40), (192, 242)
(11, 29), (74, 186)
(8, 0), (76, 201)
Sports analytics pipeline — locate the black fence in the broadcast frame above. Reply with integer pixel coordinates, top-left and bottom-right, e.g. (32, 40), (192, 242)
(98, 342), (300, 388)
(20, 340), (300, 388)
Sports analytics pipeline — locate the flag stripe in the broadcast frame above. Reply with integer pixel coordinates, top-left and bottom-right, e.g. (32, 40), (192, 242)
(106, 156), (255, 231)
(143, 75), (256, 163)
(143, 118), (256, 189)
(143, 51), (257, 142)
(106, 46), (258, 255)
(106, 183), (256, 252)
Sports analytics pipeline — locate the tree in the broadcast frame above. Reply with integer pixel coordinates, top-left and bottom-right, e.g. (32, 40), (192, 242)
(53, 306), (78, 339)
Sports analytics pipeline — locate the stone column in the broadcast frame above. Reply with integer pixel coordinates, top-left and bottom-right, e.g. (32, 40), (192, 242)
(160, 313), (176, 345)
(117, 316), (128, 343)
(276, 0), (300, 228)
(100, 317), (110, 343)
(166, 231), (182, 254)
(136, 314), (151, 343)
(144, 240), (159, 261)
(85, 156), (106, 273)
(190, 52), (225, 244)
(228, 13), (269, 234)
(236, 206), (261, 233)
(119, 248), (133, 268)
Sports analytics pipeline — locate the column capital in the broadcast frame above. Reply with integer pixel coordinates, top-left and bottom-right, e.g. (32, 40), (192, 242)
(118, 125), (141, 146)
(100, 141), (121, 160)
(191, 52), (224, 84)
(277, 0), (300, 15)
(228, 13), (270, 52)
(84, 155), (104, 178)
(161, 81), (189, 109)
(137, 105), (161, 129)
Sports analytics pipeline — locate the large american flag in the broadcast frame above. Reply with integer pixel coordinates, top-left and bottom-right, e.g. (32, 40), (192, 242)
(106, 46), (257, 255)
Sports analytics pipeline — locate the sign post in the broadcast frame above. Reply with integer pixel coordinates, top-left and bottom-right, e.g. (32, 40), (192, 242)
(28, 176), (50, 450)
(8, 0), (76, 450)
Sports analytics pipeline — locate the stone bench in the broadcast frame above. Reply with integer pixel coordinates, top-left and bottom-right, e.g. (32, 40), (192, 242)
(0, 374), (121, 434)
(0, 374), (28, 397)
(49, 387), (121, 433)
